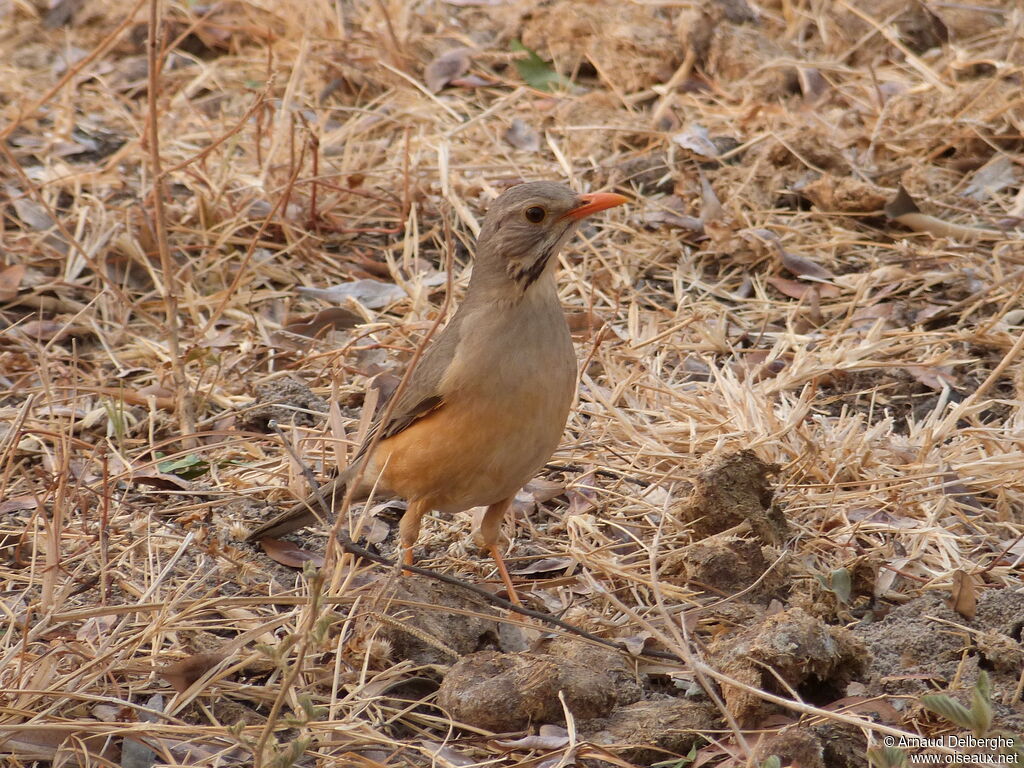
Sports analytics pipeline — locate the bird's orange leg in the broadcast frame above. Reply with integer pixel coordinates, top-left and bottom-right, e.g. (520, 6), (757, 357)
(478, 497), (521, 605)
(399, 499), (429, 570)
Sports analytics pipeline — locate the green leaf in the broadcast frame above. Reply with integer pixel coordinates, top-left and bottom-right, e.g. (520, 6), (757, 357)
(510, 40), (572, 92)
(157, 453), (208, 479)
(970, 672), (993, 736)
(761, 757), (782, 768)
(974, 669), (991, 703)
(830, 567), (852, 604)
(652, 745), (696, 768)
(921, 694), (975, 730)
(867, 746), (907, 768)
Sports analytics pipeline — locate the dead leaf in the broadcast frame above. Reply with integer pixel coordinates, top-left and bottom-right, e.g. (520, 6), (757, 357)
(10, 194), (56, 230)
(283, 307), (362, 337)
(504, 118), (540, 151)
(298, 278), (405, 309)
(671, 123), (720, 159)
(851, 302), (899, 330)
(418, 740), (477, 766)
(76, 615), (116, 643)
(903, 365), (957, 390)
(0, 728), (118, 764)
(962, 154), (1018, 202)
(566, 471), (598, 516)
(160, 652), (229, 694)
(642, 193), (703, 231)
(886, 185), (1006, 241)
(797, 66), (828, 100)
(823, 695), (902, 723)
(775, 242), (834, 280)
(846, 507), (918, 529)
(18, 319), (91, 342)
(0, 263), (26, 302)
(424, 47), (473, 92)
(523, 477), (566, 503)
(0, 496), (37, 515)
(509, 557), (573, 576)
(495, 724), (570, 750)
(258, 537), (325, 568)
(766, 276), (840, 299)
(948, 569), (977, 620)
(449, 74), (493, 88)
(565, 310), (602, 336)
(939, 471), (984, 511)
(130, 471), (192, 491)
(620, 633), (654, 656)
(353, 516), (390, 545)
(699, 170), (724, 224)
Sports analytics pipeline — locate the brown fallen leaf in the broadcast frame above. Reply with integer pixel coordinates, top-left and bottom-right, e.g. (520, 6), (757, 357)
(766, 276), (840, 299)
(948, 569), (977, 620)
(0, 728), (119, 764)
(565, 310), (603, 337)
(885, 185), (1006, 241)
(160, 652), (229, 694)
(903, 365), (957, 391)
(283, 307), (362, 337)
(774, 241), (834, 280)
(796, 66), (828, 101)
(0, 496), (37, 515)
(641, 192), (702, 232)
(449, 74), (493, 88)
(503, 118), (540, 151)
(130, 471), (192, 491)
(258, 537), (325, 568)
(495, 724), (570, 750)
(76, 615), (116, 643)
(699, 170), (724, 224)
(0, 263), (26, 302)
(823, 695), (902, 723)
(11, 195), (56, 230)
(509, 557), (574, 576)
(424, 47), (473, 92)
(523, 477), (566, 503)
(18, 319), (92, 342)
(566, 470), (598, 516)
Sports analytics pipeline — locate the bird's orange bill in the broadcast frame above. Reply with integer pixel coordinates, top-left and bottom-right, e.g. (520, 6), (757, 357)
(560, 191), (629, 221)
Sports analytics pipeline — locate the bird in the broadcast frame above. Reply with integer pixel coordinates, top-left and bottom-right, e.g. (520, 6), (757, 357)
(248, 181), (628, 604)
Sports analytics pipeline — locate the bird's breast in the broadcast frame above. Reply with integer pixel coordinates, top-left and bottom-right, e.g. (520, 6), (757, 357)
(375, 290), (576, 512)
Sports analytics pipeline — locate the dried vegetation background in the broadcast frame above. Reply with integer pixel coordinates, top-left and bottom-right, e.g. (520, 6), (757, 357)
(1, 0), (1023, 765)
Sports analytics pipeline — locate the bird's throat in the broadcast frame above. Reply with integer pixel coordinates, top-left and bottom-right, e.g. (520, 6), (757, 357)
(508, 242), (556, 290)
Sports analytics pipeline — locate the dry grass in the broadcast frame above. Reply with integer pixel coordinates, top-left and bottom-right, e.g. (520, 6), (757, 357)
(1, 0), (1023, 765)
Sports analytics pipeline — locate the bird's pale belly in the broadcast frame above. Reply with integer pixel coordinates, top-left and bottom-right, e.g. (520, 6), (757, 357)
(373, 389), (570, 513)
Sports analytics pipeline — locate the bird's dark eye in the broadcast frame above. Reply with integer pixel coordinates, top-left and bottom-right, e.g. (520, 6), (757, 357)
(524, 206), (546, 223)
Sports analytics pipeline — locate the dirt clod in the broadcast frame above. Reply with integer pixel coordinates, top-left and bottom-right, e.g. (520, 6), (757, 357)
(661, 535), (788, 602)
(581, 699), (721, 765)
(437, 646), (621, 732)
(709, 606), (868, 724)
(236, 378), (327, 432)
(672, 449), (785, 542)
(354, 574), (500, 667)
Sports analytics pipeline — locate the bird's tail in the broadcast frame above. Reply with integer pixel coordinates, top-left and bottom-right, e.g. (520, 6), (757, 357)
(245, 475), (348, 541)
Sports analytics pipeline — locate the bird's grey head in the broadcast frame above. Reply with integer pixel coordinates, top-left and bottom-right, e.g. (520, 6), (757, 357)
(471, 181), (628, 295)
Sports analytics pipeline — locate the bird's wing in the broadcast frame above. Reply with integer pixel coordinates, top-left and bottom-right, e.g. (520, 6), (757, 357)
(245, 314), (465, 542)
(353, 310), (464, 460)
